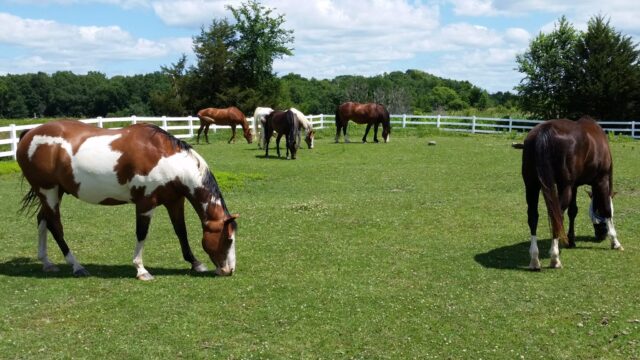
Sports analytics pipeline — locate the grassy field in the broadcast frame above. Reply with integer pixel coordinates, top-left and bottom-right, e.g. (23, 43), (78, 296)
(0, 127), (638, 359)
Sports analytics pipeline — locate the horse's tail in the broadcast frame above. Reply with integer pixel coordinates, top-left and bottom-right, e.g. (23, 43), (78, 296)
(19, 187), (41, 216)
(335, 106), (341, 128)
(534, 127), (568, 246)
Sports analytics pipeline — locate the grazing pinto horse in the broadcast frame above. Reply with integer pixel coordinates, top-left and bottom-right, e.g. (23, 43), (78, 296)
(521, 116), (623, 270)
(335, 102), (390, 143)
(253, 107), (274, 149)
(17, 120), (238, 280)
(197, 106), (253, 144)
(264, 110), (299, 159)
(290, 108), (315, 149)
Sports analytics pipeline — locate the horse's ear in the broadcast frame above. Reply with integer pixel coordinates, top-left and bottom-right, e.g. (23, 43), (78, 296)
(585, 190), (593, 199)
(224, 214), (239, 224)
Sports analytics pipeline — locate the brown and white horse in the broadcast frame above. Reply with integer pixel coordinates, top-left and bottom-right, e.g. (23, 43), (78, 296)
(255, 107), (314, 150)
(264, 110), (299, 159)
(17, 120), (238, 280)
(335, 102), (390, 143)
(197, 106), (253, 144)
(521, 116), (623, 270)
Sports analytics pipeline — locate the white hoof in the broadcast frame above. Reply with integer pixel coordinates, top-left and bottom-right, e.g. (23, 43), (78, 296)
(137, 272), (154, 281)
(550, 260), (562, 269)
(192, 262), (208, 273)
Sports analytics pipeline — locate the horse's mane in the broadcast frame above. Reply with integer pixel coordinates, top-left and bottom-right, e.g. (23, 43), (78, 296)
(145, 124), (192, 152)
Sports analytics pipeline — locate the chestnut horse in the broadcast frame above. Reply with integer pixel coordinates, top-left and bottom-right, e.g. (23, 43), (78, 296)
(197, 106), (253, 144)
(17, 120), (238, 280)
(521, 116), (623, 270)
(264, 110), (299, 159)
(335, 102), (390, 143)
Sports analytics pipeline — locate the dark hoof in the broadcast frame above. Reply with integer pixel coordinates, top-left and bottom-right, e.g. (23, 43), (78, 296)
(529, 267), (541, 272)
(73, 268), (90, 277)
(374, 139), (379, 143)
(566, 242), (576, 249)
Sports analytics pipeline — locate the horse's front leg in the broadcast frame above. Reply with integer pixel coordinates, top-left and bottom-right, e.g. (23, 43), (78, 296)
(133, 206), (155, 280)
(38, 186), (89, 277)
(166, 200), (207, 273)
(373, 123), (380, 143)
(566, 186), (578, 248)
(196, 123), (206, 144)
(362, 123), (372, 143)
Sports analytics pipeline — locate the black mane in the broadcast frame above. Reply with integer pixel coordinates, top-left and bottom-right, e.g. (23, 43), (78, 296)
(145, 124), (192, 151)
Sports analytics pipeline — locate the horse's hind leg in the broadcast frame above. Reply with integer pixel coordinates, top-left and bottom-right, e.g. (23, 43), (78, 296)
(166, 200), (207, 273)
(335, 123), (341, 143)
(133, 207), (155, 280)
(39, 186), (89, 276)
(36, 210), (59, 272)
(525, 182), (541, 270)
(276, 133), (283, 158)
(343, 123), (350, 143)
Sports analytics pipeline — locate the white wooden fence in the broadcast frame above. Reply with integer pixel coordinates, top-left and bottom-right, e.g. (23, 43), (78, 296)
(1, 114), (638, 160)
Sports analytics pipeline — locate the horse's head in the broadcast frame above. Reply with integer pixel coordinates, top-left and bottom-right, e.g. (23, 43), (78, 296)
(382, 125), (391, 143)
(202, 214), (238, 276)
(243, 127), (253, 144)
(587, 190), (612, 241)
(305, 130), (315, 149)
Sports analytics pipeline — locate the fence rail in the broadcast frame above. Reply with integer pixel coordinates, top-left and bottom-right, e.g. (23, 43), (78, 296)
(1, 115), (638, 160)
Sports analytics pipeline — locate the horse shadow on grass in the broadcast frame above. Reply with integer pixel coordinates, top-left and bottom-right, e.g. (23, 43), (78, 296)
(0, 257), (212, 279)
(474, 236), (605, 271)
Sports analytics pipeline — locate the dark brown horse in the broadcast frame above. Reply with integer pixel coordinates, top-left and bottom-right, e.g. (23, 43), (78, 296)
(335, 102), (390, 143)
(264, 110), (299, 159)
(17, 120), (238, 280)
(197, 106), (253, 144)
(521, 116), (623, 270)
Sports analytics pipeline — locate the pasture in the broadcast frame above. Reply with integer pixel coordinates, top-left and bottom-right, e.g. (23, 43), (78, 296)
(0, 127), (638, 358)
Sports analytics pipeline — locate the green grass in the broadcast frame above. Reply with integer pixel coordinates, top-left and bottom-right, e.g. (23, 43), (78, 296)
(0, 127), (638, 359)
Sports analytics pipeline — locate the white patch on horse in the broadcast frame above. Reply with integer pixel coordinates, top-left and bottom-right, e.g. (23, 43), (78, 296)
(529, 235), (540, 270)
(549, 238), (562, 268)
(141, 209), (154, 217)
(72, 134), (127, 203)
(64, 251), (85, 273)
(131, 150), (203, 197)
(39, 186), (59, 210)
(215, 232), (236, 276)
(37, 219), (58, 271)
(28, 135), (73, 160)
(132, 240), (153, 280)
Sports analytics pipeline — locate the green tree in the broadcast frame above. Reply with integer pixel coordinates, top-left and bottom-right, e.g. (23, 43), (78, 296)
(573, 15), (640, 120)
(515, 16), (579, 119)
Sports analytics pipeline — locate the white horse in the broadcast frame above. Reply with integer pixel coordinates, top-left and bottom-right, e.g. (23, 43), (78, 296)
(253, 107), (274, 149)
(290, 108), (315, 149)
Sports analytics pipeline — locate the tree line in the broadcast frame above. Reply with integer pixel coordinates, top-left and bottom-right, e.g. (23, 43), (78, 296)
(516, 15), (640, 120)
(2, 1), (637, 122)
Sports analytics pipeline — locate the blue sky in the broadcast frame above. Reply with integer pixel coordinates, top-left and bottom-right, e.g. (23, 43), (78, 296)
(1, 0), (639, 92)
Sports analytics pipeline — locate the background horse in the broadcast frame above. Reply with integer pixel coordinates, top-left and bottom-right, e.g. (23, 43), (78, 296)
(197, 106), (253, 144)
(521, 116), (623, 270)
(290, 107), (315, 149)
(335, 102), (390, 143)
(17, 120), (238, 280)
(264, 110), (299, 159)
(253, 107), (274, 149)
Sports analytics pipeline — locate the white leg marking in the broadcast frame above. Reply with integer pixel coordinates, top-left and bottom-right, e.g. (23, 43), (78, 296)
(529, 235), (541, 270)
(133, 241), (153, 280)
(141, 209), (154, 218)
(607, 218), (623, 250)
(549, 238), (562, 268)
(39, 186), (59, 211)
(65, 252), (88, 275)
(38, 220), (59, 272)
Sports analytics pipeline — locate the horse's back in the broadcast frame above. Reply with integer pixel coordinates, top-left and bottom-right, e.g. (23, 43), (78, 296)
(198, 106), (245, 125)
(339, 102), (387, 123)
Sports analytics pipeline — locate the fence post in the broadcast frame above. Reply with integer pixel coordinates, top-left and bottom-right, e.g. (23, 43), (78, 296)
(436, 114), (441, 128)
(131, 115), (137, 125)
(97, 116), (103, 128)
(509, 119), (513, 132)
(472, 116), (476, 133)
(632, 121), (636, 139)
(188, 116), (194, 137)
(402, 114), (407, 128)
(161, 116), (167, 130)
(320, 114), (325, 129)
(10, 124), (17, 160)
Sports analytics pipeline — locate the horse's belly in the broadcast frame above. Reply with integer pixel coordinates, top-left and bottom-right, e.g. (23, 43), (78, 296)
(72, 134), (132, 204)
